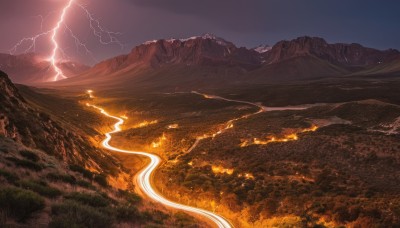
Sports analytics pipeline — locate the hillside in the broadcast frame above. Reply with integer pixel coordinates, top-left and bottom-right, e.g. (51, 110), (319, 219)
(0, 70), (113, 168)
(0, 70), (203, 227)
(49, 35), (400, 90)
(352, 57), (400, 77)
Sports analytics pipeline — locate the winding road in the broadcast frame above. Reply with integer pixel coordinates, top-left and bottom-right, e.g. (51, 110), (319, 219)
(86, 90), (311, 227)
(86, 95), (232, 228)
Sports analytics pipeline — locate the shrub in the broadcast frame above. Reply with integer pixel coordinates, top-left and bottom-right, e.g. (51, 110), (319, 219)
(64, 192), (109, 207)
(174, 211), (196, 226)
(46, 173), (77, 185)
(19, 150), (39, 162)
(0, 169), (19, 183)
(69, 165), (93, 179)
(5, 157), (42, 171)
(118, 189), (141, 204)
(115, 204), (142, 222)
(0, 187), (45, 222)
(17, 180), (62, 198)
(93, 174), (108, 187)
(76, 180), (94, 189)
(50, 201), (114, 228)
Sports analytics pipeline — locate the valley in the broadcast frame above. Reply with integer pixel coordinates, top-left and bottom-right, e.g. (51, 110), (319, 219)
(44, 77), (400, 227)
(1, 34), (400, 228)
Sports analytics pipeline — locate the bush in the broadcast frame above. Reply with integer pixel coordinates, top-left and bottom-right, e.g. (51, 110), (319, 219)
(0, 187), (45, 222)
(17, 180), (62, 198)
(174, 211), (196, 226)
(64, 192), (110, 207)
(46, 173), (77, 185)
(76, 180), (94, 189)
(0, 169), (19, 183)
(115, 204), (142, 222)
(118, 189), (141, 204)
(50, 201), (114, 228)
(5, 157), (42, 171)
(19, 150), (39, 162)
(94, 174), (108, 187)
(69, 165), (93, 179)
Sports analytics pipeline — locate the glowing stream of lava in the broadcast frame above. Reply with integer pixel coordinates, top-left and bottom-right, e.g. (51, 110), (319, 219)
(85, 93), (232, 228)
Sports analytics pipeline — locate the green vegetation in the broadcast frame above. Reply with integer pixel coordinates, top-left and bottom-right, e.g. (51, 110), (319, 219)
(0, 187), (45, 222)
(118, 189), (142, 204)
(17, 180), (62, 198)
(76, 180), (95, 189)
(69, 164), (93, 179)
(46, 172), (77, 185)
(50, 200), (114, 228)
(0, 169), (19, 183)
(93, 174), (108, 187)
(5, 156), (43, 171)
(19, 150), (39, 162)
(173, 211), (198, 227)
(115, 204), (142, 223)
(64, 192), (110, 207)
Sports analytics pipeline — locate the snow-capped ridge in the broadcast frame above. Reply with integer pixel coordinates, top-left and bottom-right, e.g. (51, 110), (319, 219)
(253, 45), (272, 53)
(142, 33), (231, 46)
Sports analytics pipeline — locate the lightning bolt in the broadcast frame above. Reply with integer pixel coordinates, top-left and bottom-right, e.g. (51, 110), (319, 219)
(77, 3), (124, 49)
(50, 0), (74, 81)
(10, 0), (122, 82)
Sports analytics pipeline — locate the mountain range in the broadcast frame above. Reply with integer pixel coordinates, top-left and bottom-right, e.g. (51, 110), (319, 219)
(0, 53), (89, 84)
(2, 34), (400, 87)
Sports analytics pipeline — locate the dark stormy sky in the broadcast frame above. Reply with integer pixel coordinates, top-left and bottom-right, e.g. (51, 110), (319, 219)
(1, 0), (400, 65)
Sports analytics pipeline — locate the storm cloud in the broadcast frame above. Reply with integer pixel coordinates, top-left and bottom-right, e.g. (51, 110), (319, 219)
(1, 0), (399, 65)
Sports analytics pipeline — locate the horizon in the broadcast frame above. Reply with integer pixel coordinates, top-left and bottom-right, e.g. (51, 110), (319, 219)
(1, 0), (400, 66)
(3, 34), (400, 67)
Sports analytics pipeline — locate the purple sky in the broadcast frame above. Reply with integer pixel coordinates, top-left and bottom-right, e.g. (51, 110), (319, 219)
(1, 0), (400, 65)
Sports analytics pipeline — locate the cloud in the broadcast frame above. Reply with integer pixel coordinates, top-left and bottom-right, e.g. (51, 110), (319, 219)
(129, 0), (271, 33)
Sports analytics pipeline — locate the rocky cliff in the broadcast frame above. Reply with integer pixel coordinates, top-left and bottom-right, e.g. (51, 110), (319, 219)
(0, 70), (116, 170)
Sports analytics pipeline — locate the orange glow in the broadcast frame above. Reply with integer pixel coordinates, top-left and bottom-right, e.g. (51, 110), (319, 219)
(86, 91), (231, 227)
(133, 120), (158, 128)
(212, 165), (234, 175)
(120, 115), (128, 120)
(152, 133), (167, 148)
(304, 125), (318, 132)
(86, 90), (95, 98)
(167, 124), (179, 129)
(240, 140), (249, 147)
(244, 173), (254, 179)
(241, 125), (318, 147)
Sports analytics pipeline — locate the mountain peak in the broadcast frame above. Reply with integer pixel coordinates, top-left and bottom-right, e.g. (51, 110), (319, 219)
(264, 36), (399, 66)
(253, 44), (272, 53)
(142, 33), (231, 47)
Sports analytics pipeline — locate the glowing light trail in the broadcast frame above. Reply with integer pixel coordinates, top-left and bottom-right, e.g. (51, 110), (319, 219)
(85, 91), (232, 228)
